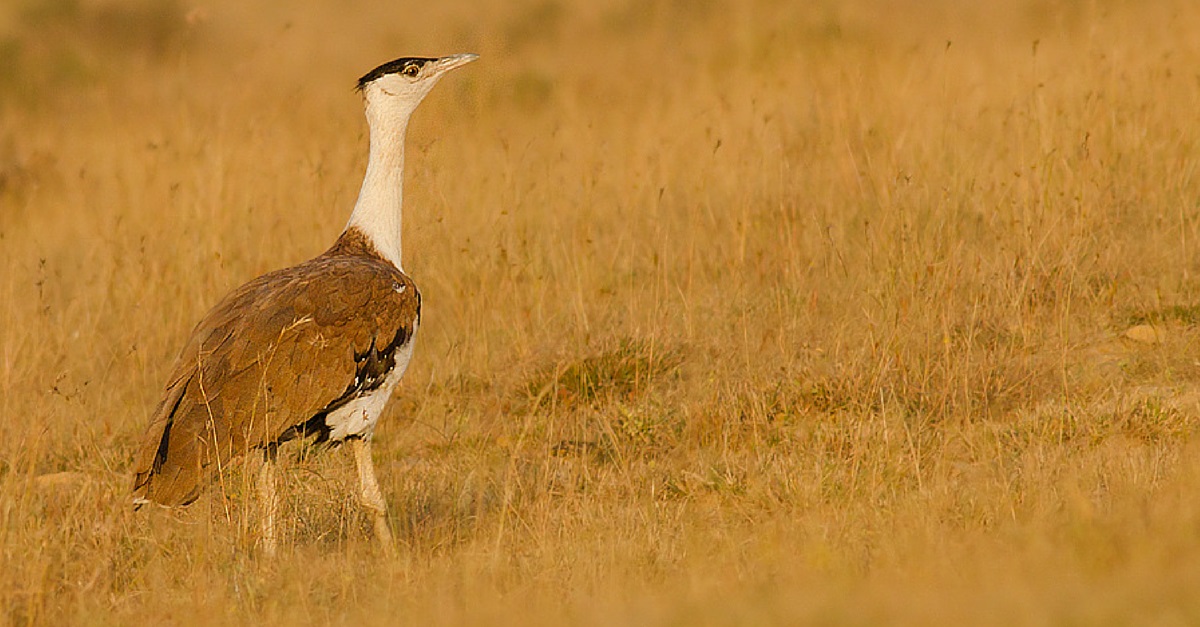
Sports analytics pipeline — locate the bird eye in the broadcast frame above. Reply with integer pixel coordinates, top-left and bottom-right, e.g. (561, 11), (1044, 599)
(402, 65), (419, 78)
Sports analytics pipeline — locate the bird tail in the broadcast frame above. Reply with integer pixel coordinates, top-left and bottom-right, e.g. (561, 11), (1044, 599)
(130, 435), (204, 508)
(131, 375), (207, 508)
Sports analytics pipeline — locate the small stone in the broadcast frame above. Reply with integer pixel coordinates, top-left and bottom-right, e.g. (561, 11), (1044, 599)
(33, 471), (90, 489)
(1123, 324), (1163, 344)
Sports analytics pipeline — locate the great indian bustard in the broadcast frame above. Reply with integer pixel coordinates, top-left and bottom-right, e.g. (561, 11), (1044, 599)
(131, 53), (478, 555)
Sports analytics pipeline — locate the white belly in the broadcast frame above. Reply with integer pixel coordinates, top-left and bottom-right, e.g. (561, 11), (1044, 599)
(323, 329), (417, 441)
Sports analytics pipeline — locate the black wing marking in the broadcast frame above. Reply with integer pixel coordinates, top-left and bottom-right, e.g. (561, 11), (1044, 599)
(276, 324), (412, 445)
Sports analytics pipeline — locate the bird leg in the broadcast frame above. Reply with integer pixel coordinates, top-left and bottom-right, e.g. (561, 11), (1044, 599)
(257, 446), (279, 557)
(350, 437), (395, 555)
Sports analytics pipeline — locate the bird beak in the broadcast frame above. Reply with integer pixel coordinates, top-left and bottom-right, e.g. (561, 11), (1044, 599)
(432, 53), (479, 75)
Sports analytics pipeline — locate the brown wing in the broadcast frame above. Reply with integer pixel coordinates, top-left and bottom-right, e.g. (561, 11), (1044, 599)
(131, 251), (419, 507)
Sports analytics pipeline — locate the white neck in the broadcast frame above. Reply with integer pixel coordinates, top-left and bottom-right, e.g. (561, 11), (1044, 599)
(345, 109), (410, 269)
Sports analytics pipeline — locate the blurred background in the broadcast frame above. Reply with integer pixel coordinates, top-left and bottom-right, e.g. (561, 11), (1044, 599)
(3, 1), (1200, 625)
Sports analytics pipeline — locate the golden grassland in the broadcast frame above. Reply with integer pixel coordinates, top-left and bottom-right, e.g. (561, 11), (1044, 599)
(3, 0), (1200, 623)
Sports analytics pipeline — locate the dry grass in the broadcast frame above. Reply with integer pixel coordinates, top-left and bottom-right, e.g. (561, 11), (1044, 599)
(3, 0), (1200, 624)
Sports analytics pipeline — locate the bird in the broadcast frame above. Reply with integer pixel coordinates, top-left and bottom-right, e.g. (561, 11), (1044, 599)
(131, 53), (478, 556)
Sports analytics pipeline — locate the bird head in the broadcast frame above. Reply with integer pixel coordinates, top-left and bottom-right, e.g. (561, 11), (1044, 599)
(356, 53), (478, 124)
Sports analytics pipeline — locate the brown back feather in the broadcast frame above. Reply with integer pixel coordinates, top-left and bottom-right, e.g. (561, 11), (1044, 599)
(131, 229), (420, 506)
